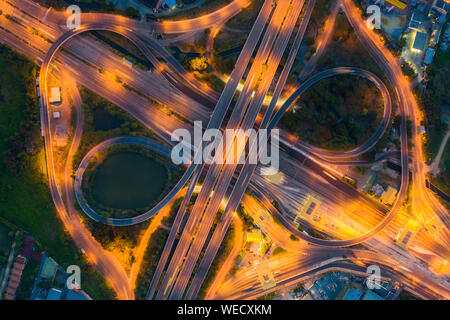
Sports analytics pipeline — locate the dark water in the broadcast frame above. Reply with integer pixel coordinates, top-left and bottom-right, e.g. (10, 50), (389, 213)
(93, 107), (124, 131)
(91, 152), (168, 210)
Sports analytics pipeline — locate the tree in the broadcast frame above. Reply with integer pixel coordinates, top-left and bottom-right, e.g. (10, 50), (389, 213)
(125, 7), (140, 20)
(190, 56), (208, 71)
(393, 114), (402, 130)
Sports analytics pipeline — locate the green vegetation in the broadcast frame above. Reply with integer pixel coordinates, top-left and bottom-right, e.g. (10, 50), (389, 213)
(271, 199), (282, 213)
(317, 13), (389, 82)
(421, 48), (449, 177)
(297, 221), (328, 240)
(401, 63), (416, 80)
(286, 11), (396, 153)
(396, 289), (419, 300)
(124, 6), (140, 20)
(236, 204), (256, 231)
(306, 227), (327, 240)
(280, 75), (383, 151)
(212, 29), (246, 74)
(139, 0), (158, 9)
(86, 31), (153, 71)
(134, 198), (182, 300)
(305, 0), (333, 38)
(288, 0), (333, 80)
(189, 56), (208, 71)
(170, 29), (210, 60)
(351, 166), (367, 175)
(134, 227), (168, 300)
(196, 222), (235, 300)
(261, 235), (272, 255)
(362, 120), (394, 162)
(292, 282), (304, 294)
(0, 44), (114, 299)
(193, 72), (225, 92)
(316, 10), (398, 162)
(84, 218), (147, 268)
(289, 234), (299, 241)
(272, 246), (286, 256)
(161, 197), (182, 228)
(225, 0), (263, 30)
(257, 291), (278, 300)
(0, 223), (13, 263)
(211, 53), (238, 75)
(416, 48), (450, 200)
(73, 87), (158, 170)
(73, 89), (182, 268)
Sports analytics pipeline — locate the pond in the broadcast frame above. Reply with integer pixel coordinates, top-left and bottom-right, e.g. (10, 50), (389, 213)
(90, 151), (169, 210)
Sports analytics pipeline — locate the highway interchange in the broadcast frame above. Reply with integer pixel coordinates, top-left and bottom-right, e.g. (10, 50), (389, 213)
(1, 0), (449, 300)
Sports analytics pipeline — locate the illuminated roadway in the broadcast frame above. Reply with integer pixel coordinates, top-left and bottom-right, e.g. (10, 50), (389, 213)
(5, 0), (251, 34)
(216, 254), (447, 300)
(31, 0), (258, 297)
(147, 0), (289, 299)
(165, 0), (307, 300)
(185, 0), (316, 299)
(39, 0), (432, 296)
(212, 0), (449, 300)
(36, 23), (203, 226)
(148, 0), (293, 299)
(38, 32), (134, 300)
(6, 0), (447, 300)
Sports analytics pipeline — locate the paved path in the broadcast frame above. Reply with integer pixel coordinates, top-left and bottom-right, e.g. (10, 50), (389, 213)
(428, 130), (450, 175)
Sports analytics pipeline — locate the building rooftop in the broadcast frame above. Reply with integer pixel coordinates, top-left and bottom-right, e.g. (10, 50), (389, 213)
(381, 186), (398, 205)
(65, 289), (91, 300)
(39, 255), (58, 280)
(165, 0), (177, 9)
(385, 0), (407, 10)
(246, 230), (262, 243)
(362, 173), (376, 192)
(49, 87), (61, 104)
(310, 273), (344, 300)
(362, 290), (384, 300)
(47, 288), (62, 300)
(15, 256), (26, 264)
(432, 0), (449, 14)
(343, 288), (363, 300)
(412, 31), (427, 51)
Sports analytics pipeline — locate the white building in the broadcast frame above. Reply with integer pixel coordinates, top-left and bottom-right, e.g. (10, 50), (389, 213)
(49, 87), (61, 104)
